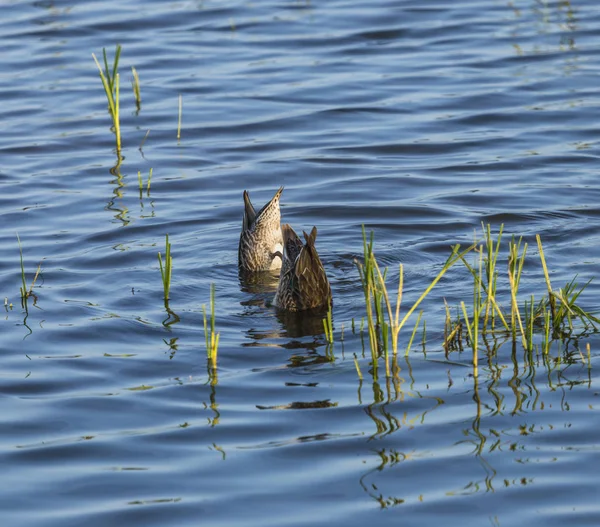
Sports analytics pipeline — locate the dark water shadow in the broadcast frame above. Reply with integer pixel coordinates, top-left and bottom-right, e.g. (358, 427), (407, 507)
(238, 269), (279, 309)
(275, 306), (329, 339)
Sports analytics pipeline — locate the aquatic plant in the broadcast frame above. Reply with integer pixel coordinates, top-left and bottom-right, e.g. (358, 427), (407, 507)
(355, 225), (474, 378)
(453, 223), (599, 375)
(349, 223), (598, 382)
(92, 45), (122, 152)
(139, 129), (151, 151)
(137, 168), (153, 197)
(131, 66), (141, 110)
(177, 94), (182, 141)
(17, 234), (42, 304)
(203, 283), (220, 367)
(405, 310), (423, 357)
(353, 353), (363, 380)
(157, 234), (172, 302)
(322, 302), (334, 343)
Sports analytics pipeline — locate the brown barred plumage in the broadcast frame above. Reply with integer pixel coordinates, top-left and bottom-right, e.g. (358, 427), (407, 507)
(273, 224), (332, 312)
(238, 187), (284, 272)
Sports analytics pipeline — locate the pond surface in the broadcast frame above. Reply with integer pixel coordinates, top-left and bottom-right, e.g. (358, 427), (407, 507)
(2, 1), (600, 525)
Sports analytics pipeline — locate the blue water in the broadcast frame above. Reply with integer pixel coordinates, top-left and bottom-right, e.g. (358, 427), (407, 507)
(2, 1), (600, 525)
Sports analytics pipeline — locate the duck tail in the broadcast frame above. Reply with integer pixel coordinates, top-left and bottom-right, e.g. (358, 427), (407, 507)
(242, 190), (256, 231)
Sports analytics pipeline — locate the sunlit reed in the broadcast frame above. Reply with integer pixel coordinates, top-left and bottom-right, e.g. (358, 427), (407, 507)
(405, 310), (423, 357)
(352, 223), (597, 382)
(375, 243), (474, 358)
(92, 45), (122, 152)
(353, 353), (363, 380)
(508, 236), (528, 348)
(137, 168), (153, 197)
(454, 224), (598, 372)
(203, 283), (220, 367)
(131, 66), (141, 110)
(355, 225), (474, 378)
(322, 302), (334, 343)
(157, 234), (172, 302)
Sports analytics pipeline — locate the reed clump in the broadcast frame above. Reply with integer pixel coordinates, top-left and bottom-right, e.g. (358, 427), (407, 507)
(203, 283), (220, 368)
(354, 225), (475, 378)
(92, 45), (122, 152)
(449, 223), (598, 375)
(347, 223), (597, 382)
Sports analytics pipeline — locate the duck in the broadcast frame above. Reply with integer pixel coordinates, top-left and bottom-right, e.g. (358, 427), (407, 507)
(238, 187), (284, 272)
(273, 224), (332, 311)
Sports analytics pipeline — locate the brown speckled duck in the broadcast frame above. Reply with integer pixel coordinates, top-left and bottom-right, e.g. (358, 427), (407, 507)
(238, 187), (284, 272)
(273, 224), (332, 311)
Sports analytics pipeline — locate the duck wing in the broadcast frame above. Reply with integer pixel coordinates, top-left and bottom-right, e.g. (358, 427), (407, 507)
(276, 225), (331, 311)
(293, 227), (331, 310)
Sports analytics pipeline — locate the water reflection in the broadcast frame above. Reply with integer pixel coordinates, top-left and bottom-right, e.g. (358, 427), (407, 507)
(506, 0), (578, 55)
(256, 400), (337, 410)
(106, 157), (130, 226)
(239, 269), (332, 360)
(358, 336), (595, 507)
(238, 270), (279, 310)
(238, 270), (279, 296)
(275, 307), (329, 339)
(161, 304), (180, 328)
(203, 380), (220, 427)
(287, 348), (333, 368)
(360, 356), (444, 440)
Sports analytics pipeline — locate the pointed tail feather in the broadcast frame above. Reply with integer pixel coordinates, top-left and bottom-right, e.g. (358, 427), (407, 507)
(303, 226), (317, 247)
(242, 190), (257, 231)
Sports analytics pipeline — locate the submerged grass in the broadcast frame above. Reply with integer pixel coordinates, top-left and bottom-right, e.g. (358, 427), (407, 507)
(203, 283), (220, 368)
(92, 45), (122, 152)
(158, 234), (172, 303)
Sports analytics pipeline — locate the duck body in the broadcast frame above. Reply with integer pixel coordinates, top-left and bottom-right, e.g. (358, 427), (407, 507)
(238, 187), (284, 272)
(274, 224), (332, 311)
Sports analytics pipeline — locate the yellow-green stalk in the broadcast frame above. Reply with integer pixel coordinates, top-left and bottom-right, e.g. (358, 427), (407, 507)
(405, 310), (423, 357)
(131, 66), (141, 110)
(322, 302), (334, 343)
(158, 234), (172, 302)
(92, 45), (122, 152)
(203, 283), (220, 367)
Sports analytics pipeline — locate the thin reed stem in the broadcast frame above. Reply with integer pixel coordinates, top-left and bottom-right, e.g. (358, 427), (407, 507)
(158, 234), (172, 302)
(177, 94), (182, 141)
(405, 310), (423, 357)
(131, 66), (141, 109)
(203, 283), (220, 368)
